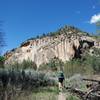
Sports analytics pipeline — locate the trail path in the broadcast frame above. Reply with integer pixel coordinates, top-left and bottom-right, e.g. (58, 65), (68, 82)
(58, 92), (67, 100)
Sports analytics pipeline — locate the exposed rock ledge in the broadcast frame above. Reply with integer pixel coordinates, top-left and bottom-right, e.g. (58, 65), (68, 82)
(4, 26), (100, 67)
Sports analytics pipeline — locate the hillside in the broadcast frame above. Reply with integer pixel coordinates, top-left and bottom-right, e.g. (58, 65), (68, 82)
(4, 25), (100, 68)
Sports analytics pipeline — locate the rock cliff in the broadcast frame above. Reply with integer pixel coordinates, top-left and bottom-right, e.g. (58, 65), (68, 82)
(4, 26), (100, 67)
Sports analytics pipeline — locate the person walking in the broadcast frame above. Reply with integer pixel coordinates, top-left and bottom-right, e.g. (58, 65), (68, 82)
(58, 71), (65, 92)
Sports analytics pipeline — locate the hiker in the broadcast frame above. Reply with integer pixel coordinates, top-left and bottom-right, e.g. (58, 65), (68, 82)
(58, 71), (65, 92)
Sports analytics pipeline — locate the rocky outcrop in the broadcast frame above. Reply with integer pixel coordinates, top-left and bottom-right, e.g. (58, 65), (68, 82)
(4, 26), (100, 67)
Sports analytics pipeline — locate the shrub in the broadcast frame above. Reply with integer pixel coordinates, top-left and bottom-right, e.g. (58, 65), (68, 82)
(0, 56), (5, 68)
(39, 58), (64, 71)
(5, 59), (37, 70)
(83, 53), (100, 73)
(64, 48), (100, 78)
(21, 59), (37, 70)
(0, 69), (56, 89)
(63, 58), (94, 78)
(67, 95), (80, 100)
(0, 69), (57, 100)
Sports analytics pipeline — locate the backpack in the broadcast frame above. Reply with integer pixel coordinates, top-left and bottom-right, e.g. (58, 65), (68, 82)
(58, 71), (64, 79)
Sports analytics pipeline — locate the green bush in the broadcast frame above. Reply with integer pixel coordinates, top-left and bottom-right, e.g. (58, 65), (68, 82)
(21, 59), (37, 70)
(64, 48), (100, 78)
(63, 59), (94, 78)
(39, 58), (64, 71)
(5, 59), (37, 70)
(83, 53), (100, 73)
(0, 56), (5, 68)
(67, 95), (80, 100)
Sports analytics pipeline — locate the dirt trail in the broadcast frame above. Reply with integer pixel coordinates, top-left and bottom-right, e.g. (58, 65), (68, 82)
(58, 92), (66, 100)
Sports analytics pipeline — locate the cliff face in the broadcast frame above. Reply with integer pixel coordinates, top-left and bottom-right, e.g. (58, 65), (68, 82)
(4, 26), (100, 67)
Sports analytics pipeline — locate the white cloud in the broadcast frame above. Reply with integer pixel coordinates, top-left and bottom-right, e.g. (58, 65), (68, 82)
(90, 13), (100, 24)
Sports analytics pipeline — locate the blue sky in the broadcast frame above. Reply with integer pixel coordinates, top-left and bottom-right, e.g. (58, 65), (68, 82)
(0, 0), (100, 54)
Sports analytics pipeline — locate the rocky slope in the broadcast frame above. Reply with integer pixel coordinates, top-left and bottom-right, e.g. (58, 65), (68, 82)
(4, 26), (100, 67)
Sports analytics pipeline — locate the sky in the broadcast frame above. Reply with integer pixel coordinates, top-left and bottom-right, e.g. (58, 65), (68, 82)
(0, 0), (100, 54)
